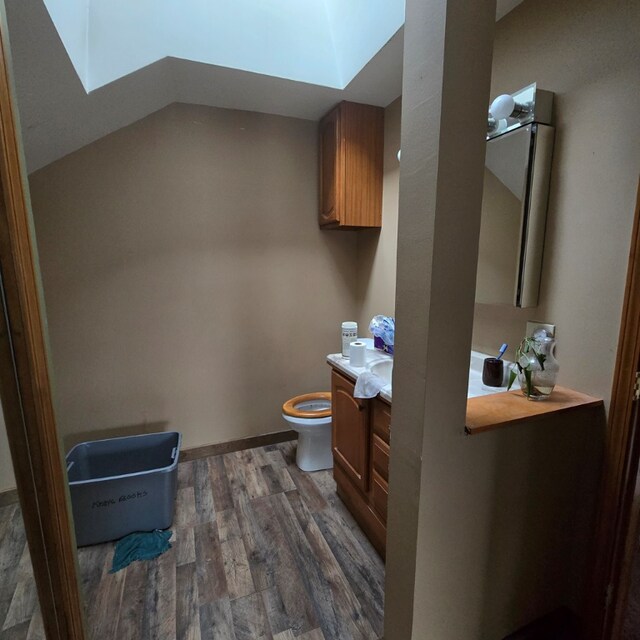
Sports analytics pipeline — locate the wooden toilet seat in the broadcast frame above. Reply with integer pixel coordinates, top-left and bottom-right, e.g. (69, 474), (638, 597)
(282, 392), (332, 419)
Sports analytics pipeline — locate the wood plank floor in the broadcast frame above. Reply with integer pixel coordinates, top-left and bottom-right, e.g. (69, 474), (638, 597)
(0, 441), (385, 639)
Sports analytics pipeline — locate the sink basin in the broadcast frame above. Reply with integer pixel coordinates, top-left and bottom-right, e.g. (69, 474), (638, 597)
(369, 360), (393, 386)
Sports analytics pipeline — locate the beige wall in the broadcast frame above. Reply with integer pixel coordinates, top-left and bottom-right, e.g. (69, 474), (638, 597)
(357, 98), (401, 332)
(387, 0), (613, 637)
(475, 0), (640, 402)
(386, 1), (498, 637)
(29, 103), (360, 451)
(360, 0), (640, 407)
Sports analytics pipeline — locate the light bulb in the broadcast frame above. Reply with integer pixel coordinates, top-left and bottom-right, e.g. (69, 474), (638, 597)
(490, 94), (515, 120)
(397, 149), (401, 162)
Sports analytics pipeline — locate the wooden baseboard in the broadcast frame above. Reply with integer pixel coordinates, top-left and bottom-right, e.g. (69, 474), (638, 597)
(179, 430), (297, 462)
(0, 487), (18, 507)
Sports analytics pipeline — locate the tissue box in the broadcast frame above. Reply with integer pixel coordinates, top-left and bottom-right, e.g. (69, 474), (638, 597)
(369, 315), (395, 355)
(374, 336), (394, 355)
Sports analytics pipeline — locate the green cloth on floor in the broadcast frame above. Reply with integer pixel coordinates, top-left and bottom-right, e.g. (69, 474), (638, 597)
(110, 530), (172, 573)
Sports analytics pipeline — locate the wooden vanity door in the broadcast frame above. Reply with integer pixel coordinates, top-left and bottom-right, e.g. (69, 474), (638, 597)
(331, 369), (369, 492)
(370, 399), (391, 522)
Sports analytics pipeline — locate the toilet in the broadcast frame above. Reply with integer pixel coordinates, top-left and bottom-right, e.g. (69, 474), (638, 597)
(282, 392), (333, 472)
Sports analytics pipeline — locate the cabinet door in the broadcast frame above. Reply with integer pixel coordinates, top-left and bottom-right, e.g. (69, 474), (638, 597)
(370, 399), (390, 524)
(331, 370), (369, 492)
(319, 107), (340, 226)
(341, 102), (384, 228)
(371, 434), (389, 483)
(371, 471), (388, 522)
(372, 398), (391, 444)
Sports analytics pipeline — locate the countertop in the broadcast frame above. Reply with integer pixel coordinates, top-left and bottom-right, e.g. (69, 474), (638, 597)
(326, 346), (510, 404)
(465, 386), (604, 434)
(326, 346), (602, 434)
(327, 348), (393, 403)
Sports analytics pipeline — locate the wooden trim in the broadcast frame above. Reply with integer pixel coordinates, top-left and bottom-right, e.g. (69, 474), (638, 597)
(611, 400), (640, 638)
(586, 178), (640, 639)
(179, 430), (297, 462)
(0, 485), (18, 506)
(465, 386), (603, 435)
(0, 10), (86, 640)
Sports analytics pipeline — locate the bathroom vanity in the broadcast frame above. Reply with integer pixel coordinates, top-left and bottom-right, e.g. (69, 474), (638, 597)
(330, 367), (390, 558)
(327, 346), (393, 557)
(327, 347), (604, 560)
(326, 348), (509, 558)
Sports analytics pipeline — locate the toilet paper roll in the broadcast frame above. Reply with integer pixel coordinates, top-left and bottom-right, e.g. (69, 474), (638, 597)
(349, 341), (366, 367)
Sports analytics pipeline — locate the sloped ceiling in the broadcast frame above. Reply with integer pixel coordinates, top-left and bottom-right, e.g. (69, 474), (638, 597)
(6, 0), (524, 174)
(42, 0), (405, 92)
(6, 0), (405, 173)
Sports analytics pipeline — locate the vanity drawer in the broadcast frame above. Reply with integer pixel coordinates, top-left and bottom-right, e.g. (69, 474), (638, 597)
(371, 470), (388, 522)
(372, 398), (391, 444)
(372, 434), (389, 482)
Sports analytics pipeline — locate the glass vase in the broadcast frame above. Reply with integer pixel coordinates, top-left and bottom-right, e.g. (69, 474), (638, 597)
(517, 336), (559, 401)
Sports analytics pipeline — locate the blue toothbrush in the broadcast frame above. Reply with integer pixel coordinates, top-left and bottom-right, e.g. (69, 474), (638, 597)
(496, 343), (508, 360)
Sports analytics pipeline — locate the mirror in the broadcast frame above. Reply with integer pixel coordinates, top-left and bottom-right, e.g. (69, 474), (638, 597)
(475, 123), (554, 307)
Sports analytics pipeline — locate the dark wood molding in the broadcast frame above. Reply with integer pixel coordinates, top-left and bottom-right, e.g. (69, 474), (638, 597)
(586, 178), (640, 640)
(0, 11), (86, 640)
(611, 401), (640, 638)
(0, 485), (18, 506)
(180, 430), (297, 462)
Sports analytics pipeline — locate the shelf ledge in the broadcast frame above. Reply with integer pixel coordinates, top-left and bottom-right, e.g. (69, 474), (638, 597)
(465, 385), (603, 435)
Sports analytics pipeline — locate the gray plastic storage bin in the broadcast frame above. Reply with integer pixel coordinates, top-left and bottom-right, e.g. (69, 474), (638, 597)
(66, 431), (181, 546)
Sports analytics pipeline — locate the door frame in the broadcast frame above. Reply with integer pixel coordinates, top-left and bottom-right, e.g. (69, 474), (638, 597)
(611, 408), (640, 638)
(586, 178), (640, 639)
(0, 7), (86, 640)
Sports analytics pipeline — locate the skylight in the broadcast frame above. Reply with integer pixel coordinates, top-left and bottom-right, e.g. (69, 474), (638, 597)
(42, 0), (405, 92)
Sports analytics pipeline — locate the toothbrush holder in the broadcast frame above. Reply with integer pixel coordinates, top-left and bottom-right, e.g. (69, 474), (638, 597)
(482, 357), (504, 387)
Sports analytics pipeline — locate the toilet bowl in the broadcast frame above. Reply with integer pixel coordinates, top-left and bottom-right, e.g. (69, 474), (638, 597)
(282, 392), (333, 472)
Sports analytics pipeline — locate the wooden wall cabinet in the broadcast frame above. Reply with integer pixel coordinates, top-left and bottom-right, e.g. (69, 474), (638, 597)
(330, 368), (390, 558)
(319, 101), (384, 229)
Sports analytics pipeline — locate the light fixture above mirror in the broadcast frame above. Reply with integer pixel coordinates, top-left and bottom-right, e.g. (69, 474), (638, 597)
(486, 82), (553, 139)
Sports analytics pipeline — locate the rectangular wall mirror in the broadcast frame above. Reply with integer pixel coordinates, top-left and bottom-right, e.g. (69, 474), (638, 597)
(475, 122), (554, 307)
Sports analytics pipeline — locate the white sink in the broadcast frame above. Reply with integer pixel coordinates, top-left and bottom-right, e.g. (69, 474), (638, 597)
(369, 359), (393, 386)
